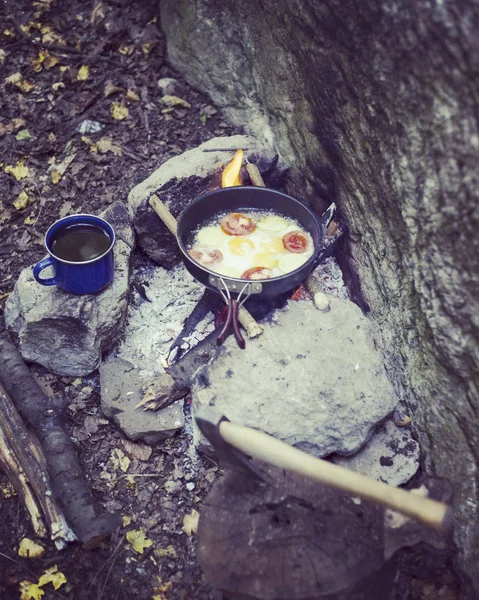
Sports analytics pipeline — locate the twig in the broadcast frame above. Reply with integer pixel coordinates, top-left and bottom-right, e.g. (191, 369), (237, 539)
(87, 535), (126, 596)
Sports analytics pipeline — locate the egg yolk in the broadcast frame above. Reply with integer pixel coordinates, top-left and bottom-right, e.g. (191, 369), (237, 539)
(252, 252), (278, 269)
(228, 237), (255, 256)
(260, 237), (284, 254)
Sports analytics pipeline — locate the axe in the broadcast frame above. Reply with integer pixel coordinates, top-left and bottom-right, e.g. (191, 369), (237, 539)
(196, 407), (453, 533)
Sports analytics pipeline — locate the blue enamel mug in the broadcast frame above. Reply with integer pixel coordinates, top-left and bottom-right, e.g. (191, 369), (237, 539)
(33, 214), (115, 295)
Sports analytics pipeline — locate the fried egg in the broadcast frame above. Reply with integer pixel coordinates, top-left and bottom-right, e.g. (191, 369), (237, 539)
(189, 210), (313, 279)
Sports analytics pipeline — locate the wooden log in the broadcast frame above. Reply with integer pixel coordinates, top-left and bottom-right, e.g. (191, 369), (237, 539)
(0, 382), (75, 548)
(197, 465), (391, 600)
(148, 194), (263, 340)
(0, 317), (121, 548)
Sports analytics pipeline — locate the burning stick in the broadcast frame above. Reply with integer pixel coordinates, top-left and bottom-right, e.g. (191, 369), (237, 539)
(148, 194), (263, 340)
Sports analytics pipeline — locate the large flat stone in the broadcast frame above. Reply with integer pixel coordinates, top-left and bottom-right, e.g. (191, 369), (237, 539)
(332, 419), (420, 486)
(5, 202), (134, 376)
(127, 134), (286, 268)
(192, 297), (399, 457)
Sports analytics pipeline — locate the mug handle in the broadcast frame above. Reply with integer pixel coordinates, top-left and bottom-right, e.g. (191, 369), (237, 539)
(33, 257), (58, 286)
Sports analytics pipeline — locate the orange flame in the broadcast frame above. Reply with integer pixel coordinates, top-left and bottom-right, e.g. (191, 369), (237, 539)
(221, 149), (244, 187)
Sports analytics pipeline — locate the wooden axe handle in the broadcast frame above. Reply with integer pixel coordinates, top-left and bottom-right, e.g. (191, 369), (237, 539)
(219, 420), (452, 533)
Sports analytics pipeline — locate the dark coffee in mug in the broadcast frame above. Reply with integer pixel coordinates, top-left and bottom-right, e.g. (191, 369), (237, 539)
(50, 223), (111, 262)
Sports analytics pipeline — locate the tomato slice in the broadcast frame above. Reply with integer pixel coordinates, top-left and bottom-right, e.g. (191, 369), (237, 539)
(241, 267), (273, 280)
(188, 248), (223, 266)
(282, 230), (310, 253)
(220, 213), (256, 236)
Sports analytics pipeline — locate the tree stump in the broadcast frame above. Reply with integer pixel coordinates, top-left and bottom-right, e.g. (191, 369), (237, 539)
(197, 465), (399, 600)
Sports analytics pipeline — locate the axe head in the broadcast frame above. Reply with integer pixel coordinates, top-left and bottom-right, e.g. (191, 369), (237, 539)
(195, 407), (266, 481)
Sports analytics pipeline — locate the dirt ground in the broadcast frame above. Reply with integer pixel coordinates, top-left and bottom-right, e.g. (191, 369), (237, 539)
(0, 1), (466, 599)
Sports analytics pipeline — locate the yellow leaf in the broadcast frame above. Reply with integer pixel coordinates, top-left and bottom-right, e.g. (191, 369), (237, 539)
(38, 565), (67, 590)
(51, 81), (65, 91)
(110, 448), (130, 473)
(122, 514), (132, 527)
(19, 581), (44, 600)
(95, 137), (122, 156)
(48, 132), (56, 142)
(81, 136), (93, 146)
(126, 529), (153, 554)
(24, 215), (37, 225)
(77, 65), (89, 81)
(119, 44), (133, 55)
(4, 160), (29, 181)
(152, 578), (173, 600)
(60, 65), (69, 72)
(104, 81), (124, 98)
(126, 475), (138, 496)
(126, 89), (139, 102)
(110, 102), (128, 121)
(18, 538), (45, 558)
(5, 72), (22, 85)
(3, 29), (15, 37)
(13, 190), (30, 210)
(142, 42), (155, 57)
(154, 545), (178, 560)
(51, 169), (61, 184)
(44, 54), (59, 70)
(182, 509), (199, 536)
(160, 95), (191, 109)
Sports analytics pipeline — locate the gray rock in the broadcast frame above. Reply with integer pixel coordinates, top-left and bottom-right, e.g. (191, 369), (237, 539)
(192, 297), (398, 457)
(127, 135), (286, 268)
(100, 357), (184, 444)
(5, 202), (134, 376)
(157, 77), (177, 95)
(332, 419), (420, 486)
(159, 2), (479, 591)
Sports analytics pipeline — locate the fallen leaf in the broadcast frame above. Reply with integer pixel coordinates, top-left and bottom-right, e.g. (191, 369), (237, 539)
(16, 129), (32, 141)
(31, 49), (58, 72)
(93, 137), (123, 156)
(110, 448), (130, 473)
(59, 200), (73, 218)
(4, 160), (29, 181)
(126, 475), (138, 496)
(152, 578), (172, 600)
(154, 545), (178, 560)
(51, 82), (65, 91)
(77, 65), (89, 81)
(0, 118), (26, 135)
(24, 215), (37, 225)
(90, 2), (106, 25)
(0, 49), (6, 64)
(110, 102), (129, 120)
(104, 81), (124, 98)
(0, 481), (16, 497)
(5, 72), (35, 93)
(160, 95), (191, 109)
(126, 529), (153, 554)
(18, 538), (45, 558)
(38, 565), (67, 590)
(199, 113), (207, 126)
(122, 439), (152, 461)
(142, 42), (155, 57)
(13, 190), (30, 210)
(119, 44), (133, 56)
(19, 581), (44, 600)
(49, 152), (76, 184)
(122, 514), (132, 527)
(182, 509), (199, 536)
(126, 89), (139, 102)
(48, 132), (56, 142)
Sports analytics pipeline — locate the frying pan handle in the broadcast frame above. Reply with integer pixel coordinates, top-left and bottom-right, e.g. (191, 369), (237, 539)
(216, 299), (246, 349)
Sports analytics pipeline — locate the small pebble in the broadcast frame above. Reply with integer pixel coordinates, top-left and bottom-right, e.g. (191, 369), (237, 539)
(157, 77), (177, 96)
(186, 482), (195, 491)
(313, 292), (331, 312)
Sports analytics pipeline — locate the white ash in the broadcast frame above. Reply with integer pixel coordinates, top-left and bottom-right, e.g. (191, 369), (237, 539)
(113, 263), (215, 377)
(310, 256), (349, 299)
